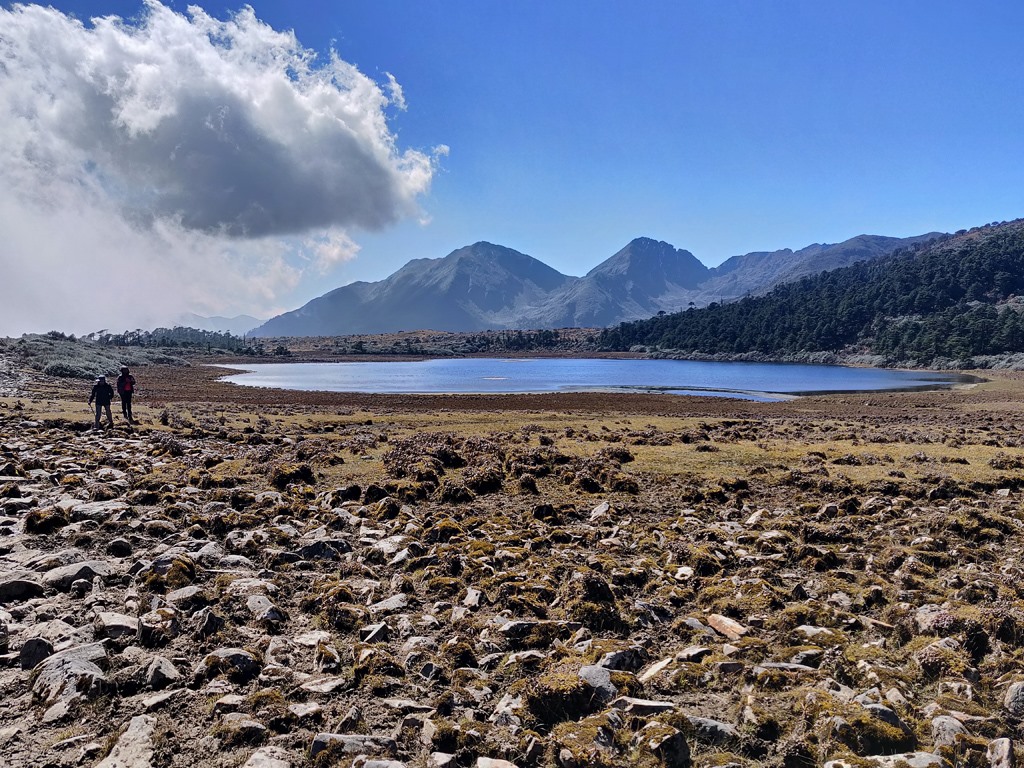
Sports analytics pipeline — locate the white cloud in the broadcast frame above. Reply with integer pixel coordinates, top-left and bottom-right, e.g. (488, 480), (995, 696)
(0, 1), (439, 334)
(307, 230), (362, 274)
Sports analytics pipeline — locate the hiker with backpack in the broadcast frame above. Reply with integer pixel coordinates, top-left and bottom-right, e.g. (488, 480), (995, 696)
(116, 365), (137, 423)
(88, 375), (115, 429)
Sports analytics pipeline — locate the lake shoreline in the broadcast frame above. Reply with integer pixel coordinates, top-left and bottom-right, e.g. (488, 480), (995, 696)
(210, 357), (976, 402)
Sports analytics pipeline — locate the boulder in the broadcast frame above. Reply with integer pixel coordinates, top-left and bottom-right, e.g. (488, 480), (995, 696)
(31, 642), (108, 722)
(308, 733), (398, 760)
(43, 560), (112, 591)
(96, 715), (156, 768)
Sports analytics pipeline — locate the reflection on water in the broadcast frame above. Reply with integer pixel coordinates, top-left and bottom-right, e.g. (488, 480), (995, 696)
(216, 358), (972, 402)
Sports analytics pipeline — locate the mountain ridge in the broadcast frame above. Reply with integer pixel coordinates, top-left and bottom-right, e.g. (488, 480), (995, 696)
(252, 231), (943, 337)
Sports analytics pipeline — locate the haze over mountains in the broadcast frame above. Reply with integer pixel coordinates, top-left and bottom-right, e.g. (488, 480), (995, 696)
(251, 232), (941, 337)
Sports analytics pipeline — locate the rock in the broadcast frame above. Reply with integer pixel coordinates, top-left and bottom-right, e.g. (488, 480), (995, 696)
(597, 647), (646, 671)
(242, 747), (294, 768)
(31, 642), (108, 722)
(1004, 681), (1024, 719)
(19, 635), (54, 669)
(138, 608), (180, 647)
(428, 754), (457, 768)
(288, 701), (322, 724)
(94, 611), (140, 640)
(194, 647), (261, 684)
(631, 722), (690, 768)
(96, 715), (157, 768)
(369, 593), (409, 614)
(706, 613), (749, 640)
(578, 665), (617, 703)
(610, 696), (675, 715)
(308, 733), (398, 760)
(146, 656), (181, 690)
(931, 715), (967, 749)
(42, 560), (112, 591)
(296, 539), (350, 560)
(165, 585), (210, 613)
(675, 646), (712, 663)
(0, 578), (46, 603)
(220, 712), (268, 745)
(477, 759), (520, 768)
(687, 716), (741, 748)
(193, 607), (225, 638)
(360, 622), (390, 642)
(247, 594), (286, 627)
(825, 754), (949, 768)
(988, 738), (1015, 768)
(638, 657), (674, 683)
(107, 538), (133, 557)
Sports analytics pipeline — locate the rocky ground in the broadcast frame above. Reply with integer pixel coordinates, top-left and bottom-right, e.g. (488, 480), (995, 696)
(3, 361), (1024, 768)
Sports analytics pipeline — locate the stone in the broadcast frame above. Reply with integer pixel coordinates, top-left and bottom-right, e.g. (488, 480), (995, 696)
(19, 635), (54, 669)
(139, 608), (180, 647)
(610, 696), (675, 715)
(194, 607), (225, 638)
(824, 754), (949, 768)
(578, 665), (617, 703)
(220, 712), (268, 744)
(165, 585), (210, 612)
(31, 642), (108, 722)
(96, 715), (156, 768)
(308, 733), (398, 760)
(360, 622), (390, 642)
(242, 747), (294, 768)
(931, 715), (967, 749)
(0, 579), (46, 603)
(988, 738), (1015, 768)
(146, 656), (181, 690)
(687, 716), (741, 748)
(107, 538), (133, 557)
(247, 594), (286, 627)
(94, 611), (140, 640)
(631, 721), (690, 768)
(194, 647), (261, 684)
(706, 614), (749, 641)
(638, 657), (674, 683)
(1004, 681), (1024, 719)
(369, 593), (409, 614)
(477, 759), (520, 768)
(597, 647), (646, 671)
(675, 646), (712, 662)
(42, 560), (112, 591)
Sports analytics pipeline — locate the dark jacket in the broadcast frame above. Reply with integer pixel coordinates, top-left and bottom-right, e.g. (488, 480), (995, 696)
(116, 374), (136, 396)
(89, 382), (115, 406)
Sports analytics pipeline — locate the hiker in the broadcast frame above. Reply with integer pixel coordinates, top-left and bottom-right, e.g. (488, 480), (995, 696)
(88, 375), (115, 429)
(116, 365), (137, 422)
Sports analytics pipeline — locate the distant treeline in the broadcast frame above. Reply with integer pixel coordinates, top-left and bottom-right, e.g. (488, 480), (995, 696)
(86, 327), (265, 354)
(600, 222), (1024, 364)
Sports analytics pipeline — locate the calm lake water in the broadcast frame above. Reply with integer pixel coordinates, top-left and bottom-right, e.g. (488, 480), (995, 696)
(216, 358), (970, 402)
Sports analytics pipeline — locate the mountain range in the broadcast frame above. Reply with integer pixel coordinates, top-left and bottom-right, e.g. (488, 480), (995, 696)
(173, 313), (262, 336)
(251, 232), (941, 337)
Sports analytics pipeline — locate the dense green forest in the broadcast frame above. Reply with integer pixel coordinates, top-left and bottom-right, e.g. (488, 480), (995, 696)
(600, 220), (1024, 365)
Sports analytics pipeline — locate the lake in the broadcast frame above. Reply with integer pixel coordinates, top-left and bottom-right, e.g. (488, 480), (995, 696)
(216, 358), (972, 401)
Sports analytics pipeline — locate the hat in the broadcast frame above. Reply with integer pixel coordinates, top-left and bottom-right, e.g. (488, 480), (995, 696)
(120, 366), (129, 372)
(97, 375), (106, 381)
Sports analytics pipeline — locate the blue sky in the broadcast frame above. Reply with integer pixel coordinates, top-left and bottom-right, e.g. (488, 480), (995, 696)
(1, 1), (1023, 332)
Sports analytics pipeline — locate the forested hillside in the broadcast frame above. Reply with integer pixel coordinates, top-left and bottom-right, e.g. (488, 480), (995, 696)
(600, 220), (1024, 364)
